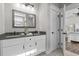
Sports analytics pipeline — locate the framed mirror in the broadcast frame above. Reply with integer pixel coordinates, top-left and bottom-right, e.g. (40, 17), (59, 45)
(12, 10), (36, 28)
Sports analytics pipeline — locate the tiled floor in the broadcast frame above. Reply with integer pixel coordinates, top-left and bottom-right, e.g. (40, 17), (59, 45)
(66, 41), (79, 55)
(38, 48), (64, 56)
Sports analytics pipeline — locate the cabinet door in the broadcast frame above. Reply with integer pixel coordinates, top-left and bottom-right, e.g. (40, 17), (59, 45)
(34, 35), (46, 54)
(25, 37), (36, 53)
(24, 37), (38, 56)
(37, 38), (45, 52)
(2, 44), (24, 56)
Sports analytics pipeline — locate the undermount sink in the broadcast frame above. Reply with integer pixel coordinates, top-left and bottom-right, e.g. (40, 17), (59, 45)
(5, 31), (45, 38)
(6, 35), (24, 38)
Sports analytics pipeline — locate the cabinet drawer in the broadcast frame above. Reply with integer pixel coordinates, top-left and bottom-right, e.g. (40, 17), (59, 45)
(2, 44), (24, 56)
(25, 37), (35, 44)
(1, 38), (25, 48)
(25, 45), (36, 52)
(25, 40), (36, 52)
(24, 37), (37, 52)
(35, 35), (46, 40)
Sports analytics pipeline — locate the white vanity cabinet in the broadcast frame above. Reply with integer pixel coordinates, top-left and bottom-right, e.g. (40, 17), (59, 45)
(0, 38), (25, 56)
(34, 35), (46, 54)
(24, 35), (46, 56)
(0, 35), (46, 56)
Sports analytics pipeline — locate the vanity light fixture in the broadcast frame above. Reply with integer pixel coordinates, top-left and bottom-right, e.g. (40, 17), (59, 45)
(24, 3), (34, 7)
(22, 3), (35, 12)
(16, 3), (35, 9)
(22, 3), (34, 8)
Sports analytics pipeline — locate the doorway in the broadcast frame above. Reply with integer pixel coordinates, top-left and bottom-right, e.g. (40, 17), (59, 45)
(49, 5), (60, 52)
(48, 4), (65, 53)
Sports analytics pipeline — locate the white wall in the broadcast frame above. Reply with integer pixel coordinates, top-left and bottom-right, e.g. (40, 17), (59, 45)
(4, 3), (39, 32)
(38, 3), (59, 32)
(0, 4), (5, 34)
(38, 3), (60, 53)
(38, 4), (50, 52)
(38, 3), (49, 32)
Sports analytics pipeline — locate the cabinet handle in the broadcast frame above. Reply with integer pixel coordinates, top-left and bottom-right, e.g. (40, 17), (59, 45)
(35, 42), (37, 46)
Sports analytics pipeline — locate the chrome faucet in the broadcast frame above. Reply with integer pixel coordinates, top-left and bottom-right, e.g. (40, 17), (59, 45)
(23, 19), (28, 35)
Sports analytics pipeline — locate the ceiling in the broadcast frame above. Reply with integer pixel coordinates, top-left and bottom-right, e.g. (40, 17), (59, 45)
(54, 3), (71, 8)
(23, 3), (71, 8)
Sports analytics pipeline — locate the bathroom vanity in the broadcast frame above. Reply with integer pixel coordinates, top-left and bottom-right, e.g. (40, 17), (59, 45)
(0, 32), (46, 56)
(0, 7), (46, 56)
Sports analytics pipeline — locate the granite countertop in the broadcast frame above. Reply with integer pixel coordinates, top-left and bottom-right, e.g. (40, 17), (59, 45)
(0, 31), (46, 40)
(66, 40), (79, 55)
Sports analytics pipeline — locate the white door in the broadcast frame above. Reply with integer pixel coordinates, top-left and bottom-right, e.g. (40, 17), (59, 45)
(49, 9), (59, 51)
